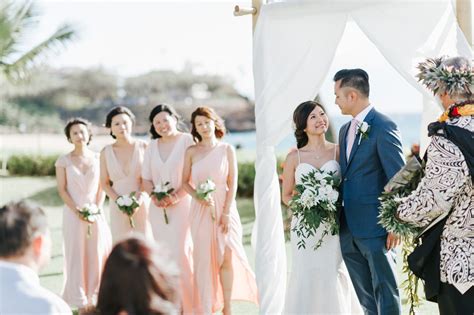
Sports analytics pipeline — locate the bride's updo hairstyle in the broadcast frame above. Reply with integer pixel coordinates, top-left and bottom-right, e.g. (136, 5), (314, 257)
(293, 101), (326, 149)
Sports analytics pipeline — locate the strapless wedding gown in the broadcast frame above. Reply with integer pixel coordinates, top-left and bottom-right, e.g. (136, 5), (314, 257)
(284, 160), (363, 315)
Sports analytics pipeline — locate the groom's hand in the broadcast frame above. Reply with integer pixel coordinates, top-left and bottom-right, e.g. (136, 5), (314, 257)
(386, 232), (401, 250)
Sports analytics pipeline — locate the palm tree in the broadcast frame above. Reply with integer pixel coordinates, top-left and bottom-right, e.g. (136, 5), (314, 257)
(0, 0), (76, 82)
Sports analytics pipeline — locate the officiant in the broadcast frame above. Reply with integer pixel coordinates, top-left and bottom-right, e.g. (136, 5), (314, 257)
(396, 56), (473, 314)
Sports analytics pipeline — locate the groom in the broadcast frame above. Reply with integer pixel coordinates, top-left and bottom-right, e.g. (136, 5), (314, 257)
(334, 69), (405, 315)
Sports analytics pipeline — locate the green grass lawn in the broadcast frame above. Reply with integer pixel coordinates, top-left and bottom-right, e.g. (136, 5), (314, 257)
(0, 177), (439, 314)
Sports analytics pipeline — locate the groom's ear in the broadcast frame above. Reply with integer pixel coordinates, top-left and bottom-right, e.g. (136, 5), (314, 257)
(347, 89), (358, 102)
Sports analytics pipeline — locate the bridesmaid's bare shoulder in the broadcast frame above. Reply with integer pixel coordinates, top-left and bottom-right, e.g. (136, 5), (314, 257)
(220, 141), (235, 155)
(185, 144), (200, 156)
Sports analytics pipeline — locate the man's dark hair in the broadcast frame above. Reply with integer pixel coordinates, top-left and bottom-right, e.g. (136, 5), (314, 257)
(0, 201), (48, 258)
(333, 68), (370, 97)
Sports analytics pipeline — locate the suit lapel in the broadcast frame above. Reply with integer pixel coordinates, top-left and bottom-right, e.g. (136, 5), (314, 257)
(344, 108), (376, 174)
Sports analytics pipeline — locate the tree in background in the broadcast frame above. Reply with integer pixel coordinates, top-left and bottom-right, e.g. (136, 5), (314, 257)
(0, 0), (76, 82)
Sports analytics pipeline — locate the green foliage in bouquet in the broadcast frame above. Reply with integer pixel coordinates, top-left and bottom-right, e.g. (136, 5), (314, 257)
(290, 169), (340, 250)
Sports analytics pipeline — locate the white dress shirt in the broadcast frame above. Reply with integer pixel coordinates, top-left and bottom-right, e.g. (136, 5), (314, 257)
(0, 261), (72, 314)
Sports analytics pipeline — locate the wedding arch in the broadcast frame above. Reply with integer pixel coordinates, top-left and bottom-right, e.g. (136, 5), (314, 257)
(251, 0), (473, 313)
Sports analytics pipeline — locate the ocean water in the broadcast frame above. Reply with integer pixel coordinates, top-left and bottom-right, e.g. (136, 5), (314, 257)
(225, 113), (422, 155)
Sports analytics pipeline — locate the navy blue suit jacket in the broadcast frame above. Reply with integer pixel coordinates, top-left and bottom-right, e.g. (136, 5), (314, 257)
(339, 108), (405, 238)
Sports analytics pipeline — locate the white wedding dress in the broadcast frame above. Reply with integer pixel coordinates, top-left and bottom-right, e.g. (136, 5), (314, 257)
(284, 150), (363, 315)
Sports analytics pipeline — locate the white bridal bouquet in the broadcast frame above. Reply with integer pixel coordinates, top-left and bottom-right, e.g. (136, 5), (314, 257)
(115, 192), (140, 228)
(78, 203), (101, 237)
(196, 178), (217, 221)
(289, 169), (341, 250)
(152, 181), (175, 224)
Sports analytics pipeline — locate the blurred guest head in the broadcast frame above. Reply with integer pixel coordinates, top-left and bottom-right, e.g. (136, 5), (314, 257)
(0, 200), (51, 272)
(95, 236), (180, 315)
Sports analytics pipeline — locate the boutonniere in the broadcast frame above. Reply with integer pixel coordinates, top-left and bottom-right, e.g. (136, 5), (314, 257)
(357, 121), (370, 145)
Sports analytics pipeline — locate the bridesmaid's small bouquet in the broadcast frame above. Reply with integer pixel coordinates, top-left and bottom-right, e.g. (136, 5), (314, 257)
(196, 178), (217, 221)
(289, 169), (340, 250)
(152, 181), (174, 224)
(78, 203), (101, 238)
(116, 192), (139, 228)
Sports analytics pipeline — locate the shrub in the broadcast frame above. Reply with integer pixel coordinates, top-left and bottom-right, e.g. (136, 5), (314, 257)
(7, 154), (58, 176)
(237, 161), (255, 197)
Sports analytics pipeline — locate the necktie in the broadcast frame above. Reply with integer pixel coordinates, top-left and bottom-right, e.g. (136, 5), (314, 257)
(346, 119), (359, 160)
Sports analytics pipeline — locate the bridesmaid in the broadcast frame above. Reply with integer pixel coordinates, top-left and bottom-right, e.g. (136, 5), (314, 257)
(55, 118), (112, 312)
(141, 104), (194, 314)
(182, 106), (258, 315)
(100, 106), (152, 243)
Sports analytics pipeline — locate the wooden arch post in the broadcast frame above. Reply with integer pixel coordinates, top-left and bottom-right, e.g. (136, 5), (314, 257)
(456, 0), (473, 46)
(234, 0), (263, 33)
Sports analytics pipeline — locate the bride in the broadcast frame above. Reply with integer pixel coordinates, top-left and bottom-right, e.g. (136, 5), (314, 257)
(281, 100), (362, 314)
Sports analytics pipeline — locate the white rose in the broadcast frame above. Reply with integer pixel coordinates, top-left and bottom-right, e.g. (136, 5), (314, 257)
(314, 172), (324, 181)
(317, 187), (328, 200)
(153, 184), (163, 193)
(359, 121), (369, 133)
(329, 190), (339, 203)
(116, 197), (125, 206)
(122, 196), (133, 207)
(206, 180), (216, 190)
(82, 203), (99, 213)
(313, 193), (322, 205)
(197, 183), (205, 192)
(88, 204), (99, 214)
(300, 189), (315, 208)
(88, 215), (97, 223)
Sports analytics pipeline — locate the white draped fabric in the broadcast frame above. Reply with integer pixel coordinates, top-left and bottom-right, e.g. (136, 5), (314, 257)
(252, 1), (472, 313)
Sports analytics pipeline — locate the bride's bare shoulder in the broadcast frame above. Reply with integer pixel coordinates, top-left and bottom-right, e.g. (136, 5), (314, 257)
(284, 149), (298, 168)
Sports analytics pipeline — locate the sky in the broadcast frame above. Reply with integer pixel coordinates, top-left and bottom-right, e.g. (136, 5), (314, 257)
(35, 0), (254, 97)
(33, 0), (473, 114)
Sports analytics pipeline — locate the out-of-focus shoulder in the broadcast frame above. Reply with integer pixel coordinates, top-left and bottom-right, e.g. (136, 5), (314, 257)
(55, 154), (70, 168)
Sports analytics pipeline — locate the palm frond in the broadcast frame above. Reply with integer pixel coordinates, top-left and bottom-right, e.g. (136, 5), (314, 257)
(4, 23), (77, 81)
(0, 1), (36, 60)
(0, 0), (77, 82)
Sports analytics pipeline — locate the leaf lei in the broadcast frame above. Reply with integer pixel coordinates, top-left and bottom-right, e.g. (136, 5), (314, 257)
(438, 101), (474, 122)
